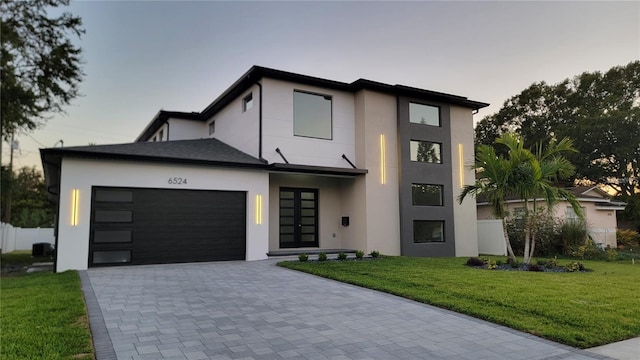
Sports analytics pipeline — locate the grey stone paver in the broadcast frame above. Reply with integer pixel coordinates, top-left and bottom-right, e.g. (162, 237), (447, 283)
(83, 260), (615, 360)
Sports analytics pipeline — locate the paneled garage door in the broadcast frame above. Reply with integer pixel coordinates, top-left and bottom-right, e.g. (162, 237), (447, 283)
(89, 187), (246, 267)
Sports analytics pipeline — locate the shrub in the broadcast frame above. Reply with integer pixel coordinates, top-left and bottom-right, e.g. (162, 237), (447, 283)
(570, 239), (605, 260)
(355, 250), (364, 259)
(527, 263), (544, 272)
(565, 261), (585, 272)
(560, 221), (589, 255)
(370, 250), (380, 258)
(507, 213), (563, 257)
(466, 257), (485, 267)
(617, 229), (640, 249)
(337, 252), (348, 260)
(486, 259), (497, 270)
(298, 253), (309, 262)
(536, 259), (548, 266)
(547, 256), (559, 268)
(507, 257), (521, 268)
(605, 247), (618, 262)
(318, 252), (327, 261)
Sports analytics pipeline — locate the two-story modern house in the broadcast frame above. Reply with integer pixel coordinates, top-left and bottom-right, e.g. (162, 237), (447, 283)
(41, 66), (488, 272)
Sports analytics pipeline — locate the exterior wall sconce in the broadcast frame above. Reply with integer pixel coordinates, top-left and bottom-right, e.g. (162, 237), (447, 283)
(380, 134), (386, 185)
(458, 144), (464, 189)
(255, 194), (263, 224)
(71, 189), (80, 226)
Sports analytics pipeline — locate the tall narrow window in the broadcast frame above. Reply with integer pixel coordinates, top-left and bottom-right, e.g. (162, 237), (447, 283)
(409, 103), (440, 126)
(243, 93), (253, 112)
(159, 129), (164, 141)
(293, 90), (332, 140)
(209, 121), (215, 135)
(410, 140), (442, 163)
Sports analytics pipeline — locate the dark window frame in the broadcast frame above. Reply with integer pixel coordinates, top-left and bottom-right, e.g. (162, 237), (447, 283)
(410, 140), (442, 164)
(243, 92), (253, 112)
(293, 90), (333, 140)
(411, 183), (444, 206)
(409, 102), (441, 127)
(413, 220), (445, 243)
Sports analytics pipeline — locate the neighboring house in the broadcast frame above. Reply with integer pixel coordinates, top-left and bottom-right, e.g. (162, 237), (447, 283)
(41, 66), (488, 272)
(476, 185), (626, 248)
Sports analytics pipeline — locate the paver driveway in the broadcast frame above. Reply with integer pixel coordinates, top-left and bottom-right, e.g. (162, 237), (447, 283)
(82, 260), (612, 360)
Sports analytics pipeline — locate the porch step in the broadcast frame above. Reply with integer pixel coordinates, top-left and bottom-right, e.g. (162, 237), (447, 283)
(266, 249), (356, 257)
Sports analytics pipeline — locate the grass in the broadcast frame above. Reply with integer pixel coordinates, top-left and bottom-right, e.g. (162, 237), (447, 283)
(1, 250), (53, 275)
(1, 253), (93, 360)
(278, 256), (640, 348)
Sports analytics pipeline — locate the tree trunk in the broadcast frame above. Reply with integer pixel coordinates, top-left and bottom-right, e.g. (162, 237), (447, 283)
(502, 217), (517, 262)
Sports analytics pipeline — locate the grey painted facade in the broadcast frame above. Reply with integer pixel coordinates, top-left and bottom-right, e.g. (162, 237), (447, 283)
(397, 96), (456, 257)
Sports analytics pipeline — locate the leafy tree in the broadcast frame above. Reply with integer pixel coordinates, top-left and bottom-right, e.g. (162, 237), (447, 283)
(0, 0), (84, 140)
(475, 62), (640, 204)
(0, 166), (55, 227)
(459, 133), (582, 264)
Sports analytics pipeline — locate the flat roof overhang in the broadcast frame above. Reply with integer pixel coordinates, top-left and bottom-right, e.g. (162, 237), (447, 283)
(268, 163), (368, 177)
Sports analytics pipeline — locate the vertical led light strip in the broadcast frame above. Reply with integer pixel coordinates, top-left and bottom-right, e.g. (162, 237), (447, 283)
(71, 189), (80, 226)
(380, 134), (386, 184)
(255, 195), (263, 224)
(458, 144), (464, 189)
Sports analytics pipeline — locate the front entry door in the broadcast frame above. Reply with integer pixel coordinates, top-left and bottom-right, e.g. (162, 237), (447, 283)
(279, 188), (319, 248)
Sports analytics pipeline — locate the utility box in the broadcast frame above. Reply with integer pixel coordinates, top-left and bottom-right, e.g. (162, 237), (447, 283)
(32, 243), (54, 257)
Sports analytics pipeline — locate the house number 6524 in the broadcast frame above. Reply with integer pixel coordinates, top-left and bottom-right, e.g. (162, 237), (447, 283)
(168, 177), (187, 185)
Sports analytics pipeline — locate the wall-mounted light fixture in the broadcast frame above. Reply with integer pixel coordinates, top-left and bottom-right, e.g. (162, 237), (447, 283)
(255, 194), (263, 224)
(458, 144), (464, 189)
(71, 189), (80, 226)
(380, 134), (386, 184)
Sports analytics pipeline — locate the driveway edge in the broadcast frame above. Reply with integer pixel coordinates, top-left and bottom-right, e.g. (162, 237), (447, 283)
(79, 270), (117, 360)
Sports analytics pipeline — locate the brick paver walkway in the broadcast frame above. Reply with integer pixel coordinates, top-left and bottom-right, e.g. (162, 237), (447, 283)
(82, 260), (613, 360)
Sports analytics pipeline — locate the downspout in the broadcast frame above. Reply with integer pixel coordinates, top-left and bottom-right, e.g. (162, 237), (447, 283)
(255, 81), (263, 160)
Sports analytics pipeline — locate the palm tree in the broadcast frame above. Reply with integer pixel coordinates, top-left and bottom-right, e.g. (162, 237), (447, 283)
(459, 133), (583, 264)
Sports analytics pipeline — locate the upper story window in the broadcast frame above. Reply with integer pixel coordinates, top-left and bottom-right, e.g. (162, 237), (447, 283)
(409, 102), (440, 126)
(293, 90), (332, 140)
(209, 121), (215, 135)
(243, 93), (253, 112)
(410, 140), (442, 163)
(159, 129), (164, 141)
(411, 184), (443, 206)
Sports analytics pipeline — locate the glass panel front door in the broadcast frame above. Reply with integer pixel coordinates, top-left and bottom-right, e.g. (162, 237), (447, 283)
(279, 188), (319, 248)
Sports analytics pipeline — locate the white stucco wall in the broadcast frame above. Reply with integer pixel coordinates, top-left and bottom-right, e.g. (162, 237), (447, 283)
(261, 78), (356, 168)
(207, 85), (260, 158)
(166, 118), (206, 140)
(56, 158), (269, 272)
(353, 90), (401, 256)
(450, 106), (479, 257)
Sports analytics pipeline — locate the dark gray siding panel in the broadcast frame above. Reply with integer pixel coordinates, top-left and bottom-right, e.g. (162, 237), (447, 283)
(397, 96), (456, 257)
(89, 187), (246, 266)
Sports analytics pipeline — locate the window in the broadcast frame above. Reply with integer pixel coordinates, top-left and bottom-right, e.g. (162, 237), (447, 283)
(159, 129), (164, 141)
(566, 206), (584, 223)
(293, 90), (332, 139)
(209, 121), (215, 135)
(414, 221), (444, 243)
(243, 93), (253, 112)
(409, 102), (440, 126)
(410, 140), (442, 163)
(412, 184), (443, 206)
(93, 230), (132, 243)
(92, 250), (131, 264)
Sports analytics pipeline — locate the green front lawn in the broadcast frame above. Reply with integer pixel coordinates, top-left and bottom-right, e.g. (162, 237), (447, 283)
(278, 256), (640, 348)
(1, 271), (93, 360)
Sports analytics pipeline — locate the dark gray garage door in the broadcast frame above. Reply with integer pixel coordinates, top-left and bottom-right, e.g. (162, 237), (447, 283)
(89, 187), (246, 267)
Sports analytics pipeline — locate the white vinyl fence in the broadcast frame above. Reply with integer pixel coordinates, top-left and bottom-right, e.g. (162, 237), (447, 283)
(1, 223), (55, 254)
(477, 220), (507, 256)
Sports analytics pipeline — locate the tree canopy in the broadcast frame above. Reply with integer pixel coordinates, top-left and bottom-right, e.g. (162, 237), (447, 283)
(1, 166), (55, 227)
(475, 61), (640, 200)
(0, 0), (84, 140)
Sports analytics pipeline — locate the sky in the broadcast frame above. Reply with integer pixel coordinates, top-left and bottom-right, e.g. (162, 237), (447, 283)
(4, 0), (639, 172)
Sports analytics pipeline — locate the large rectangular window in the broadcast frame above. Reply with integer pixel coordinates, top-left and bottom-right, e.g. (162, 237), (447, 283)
(410, 140), (442, 163)
(293, 90), (332, 140)
(414, 221), (444, 243)
(409, 103), (440, 126)
(412, 184), (443, 206)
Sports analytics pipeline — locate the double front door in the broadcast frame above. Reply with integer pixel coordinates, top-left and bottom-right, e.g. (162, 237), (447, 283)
(279, 188), (318, 248)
